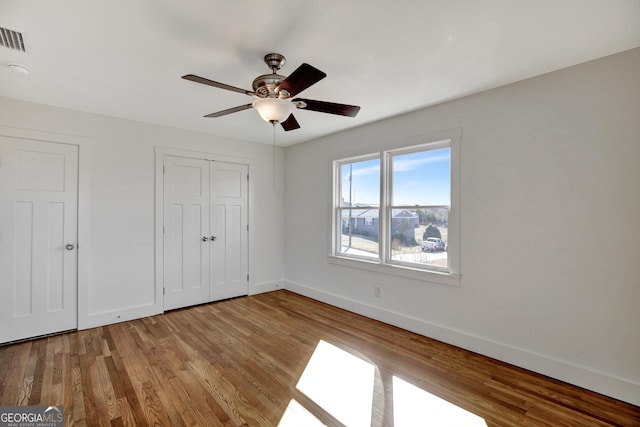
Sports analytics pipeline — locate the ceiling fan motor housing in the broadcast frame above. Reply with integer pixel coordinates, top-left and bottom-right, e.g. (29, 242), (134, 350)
(252, 53), (291, 98)
(252, 74), (287, 98)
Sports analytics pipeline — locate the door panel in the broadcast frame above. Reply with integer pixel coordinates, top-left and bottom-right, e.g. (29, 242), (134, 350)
(14, 201), (34, 317)
(46, 202), (65, 311)
(0, 137), (78, 343)
(210, 162), (248, 301)
(163, 157), (210, 310)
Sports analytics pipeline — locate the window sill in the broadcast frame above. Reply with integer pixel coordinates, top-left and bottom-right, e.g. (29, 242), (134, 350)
(327, 255), (461, 287)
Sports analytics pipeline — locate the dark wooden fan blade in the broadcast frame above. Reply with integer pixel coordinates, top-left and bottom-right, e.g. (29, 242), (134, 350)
(182, 74), (254, 96)
(204, 104), (253, 118)
(276, 64), (326, 97)
(280, 114), (300, 131)
(293, 98), (361, 117)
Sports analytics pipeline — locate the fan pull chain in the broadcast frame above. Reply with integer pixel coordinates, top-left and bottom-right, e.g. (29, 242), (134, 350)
(272, 121), (276, 189)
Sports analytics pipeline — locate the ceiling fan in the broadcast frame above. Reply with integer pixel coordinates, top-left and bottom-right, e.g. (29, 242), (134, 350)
(182, 53), (360, 131)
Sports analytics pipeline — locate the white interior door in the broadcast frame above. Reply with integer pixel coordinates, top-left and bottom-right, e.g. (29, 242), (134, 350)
(0, 137), (78, 343)
(163, 156), (210, 310)
(210, 161), (249, 301)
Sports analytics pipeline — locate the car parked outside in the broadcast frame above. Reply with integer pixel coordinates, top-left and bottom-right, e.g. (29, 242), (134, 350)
(421, 237), (446, 252)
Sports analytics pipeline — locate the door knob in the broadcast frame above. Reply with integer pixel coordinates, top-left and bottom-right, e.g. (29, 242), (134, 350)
(65, 243), (75, 250)
(211, 236), (217, 241)
(202, 236), (209, 242)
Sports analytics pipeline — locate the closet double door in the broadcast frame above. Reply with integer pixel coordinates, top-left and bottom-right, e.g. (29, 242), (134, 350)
(163, 156), (248, 310)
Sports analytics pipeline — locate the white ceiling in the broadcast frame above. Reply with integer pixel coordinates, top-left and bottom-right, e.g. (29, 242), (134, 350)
(1, 0), (639, 146)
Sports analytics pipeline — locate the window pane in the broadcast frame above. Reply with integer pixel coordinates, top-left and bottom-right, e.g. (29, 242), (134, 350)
(391, 148), (450, 206)
(390, 208), (448, 268)
(340, 159), (380, 207)
(339, 208), (379, 259)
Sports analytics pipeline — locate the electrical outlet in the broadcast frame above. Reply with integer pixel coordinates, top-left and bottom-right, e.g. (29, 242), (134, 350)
(375, 286), (381, 297)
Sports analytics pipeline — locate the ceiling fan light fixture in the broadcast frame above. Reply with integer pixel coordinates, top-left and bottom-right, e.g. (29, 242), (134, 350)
(252, 98), (295, 123)
(183, 52), (360, 130)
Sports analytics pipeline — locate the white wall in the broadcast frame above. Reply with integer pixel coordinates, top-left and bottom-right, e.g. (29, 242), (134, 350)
(0, 98), (285, 328)
(283, 48), (640, 405)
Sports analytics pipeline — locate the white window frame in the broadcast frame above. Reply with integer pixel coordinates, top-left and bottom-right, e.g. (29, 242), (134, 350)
(329, 133), (461, 286)
(385, 141), (451, 273)
(334, 153), (381, 263)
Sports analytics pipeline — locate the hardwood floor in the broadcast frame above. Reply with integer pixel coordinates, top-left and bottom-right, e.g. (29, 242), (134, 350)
(1, 290), (638, 426)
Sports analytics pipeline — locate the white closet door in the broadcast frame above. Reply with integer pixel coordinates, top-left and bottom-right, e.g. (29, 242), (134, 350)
(210, 161), (249, 301)
(163, 156), (210, 310)
(0, 137), (78, 343)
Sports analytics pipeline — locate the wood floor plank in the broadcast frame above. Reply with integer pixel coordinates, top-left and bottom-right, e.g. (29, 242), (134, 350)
(16, 352), (37, 406)
(1, 290), (639, 426)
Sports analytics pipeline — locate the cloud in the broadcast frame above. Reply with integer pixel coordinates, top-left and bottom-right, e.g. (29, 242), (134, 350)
(393, 153), (449, 172)
(350, 164), (380, 177)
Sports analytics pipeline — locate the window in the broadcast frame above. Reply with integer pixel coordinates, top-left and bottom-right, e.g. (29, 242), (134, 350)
(389, 146), (450, 271)
(337, 156), (380, 260)
(332, 135), (460, 283)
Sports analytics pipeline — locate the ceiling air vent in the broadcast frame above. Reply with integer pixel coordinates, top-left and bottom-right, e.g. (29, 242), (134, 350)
(0, 27), (26, 52)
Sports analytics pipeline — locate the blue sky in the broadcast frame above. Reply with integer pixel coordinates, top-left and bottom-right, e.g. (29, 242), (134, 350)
(341, 148), (450, 206)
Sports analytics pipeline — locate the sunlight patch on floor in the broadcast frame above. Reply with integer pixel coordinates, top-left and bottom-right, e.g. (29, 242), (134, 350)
(393, 376), (487, 426)
(296, 340), (375, 427)
(277, 399), (326, 427)
(286, 340), (487, 426)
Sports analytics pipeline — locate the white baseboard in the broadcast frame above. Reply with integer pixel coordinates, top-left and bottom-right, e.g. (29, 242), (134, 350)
(79, 303), (162, 330)
(78, 281), (284, 330)
(250, 281), (284, 295)
(284, 280), (640, 406)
